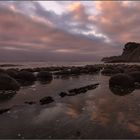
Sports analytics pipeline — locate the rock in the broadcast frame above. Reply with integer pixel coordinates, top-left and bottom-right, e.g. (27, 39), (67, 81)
(109, 73), (135, 88)
(16, 71), (36, 82)
(6, 69), (19, 78)
(0, 108), (11, 114)
(24, 101), (36, 105)
(109, 86), (134, 96)
(68, 83), (99, 96)
(40, 96), (54, 105)
(59, 92), (67, 97)
(20, 68), (34, 72)
(102, 42), (140, 63)
(84, 65), (101, 74)
(129, 71), (140, 83)
(0, 74), (20, 91)
(101, 68), (121, 75)
(0, 91), (17, 101)
(54, 70), (71, 75)
(37, 71), (53, 81)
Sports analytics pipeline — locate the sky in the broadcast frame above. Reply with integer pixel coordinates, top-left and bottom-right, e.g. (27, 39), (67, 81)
(0, 1), (139, 62)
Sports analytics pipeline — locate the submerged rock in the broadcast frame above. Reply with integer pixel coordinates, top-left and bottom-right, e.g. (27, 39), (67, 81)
(109, 73), (135, 88)
(68, 83), (99, 96)
(24, 101), (36, 105)
(40, 96), (54, 105)
(59, 92), (67, 97)
(0, 74), (20, 91)
(0, 108), (11, 114)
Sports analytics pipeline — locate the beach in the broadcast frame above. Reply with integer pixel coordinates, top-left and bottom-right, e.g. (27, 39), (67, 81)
(0, 62), (140, 139)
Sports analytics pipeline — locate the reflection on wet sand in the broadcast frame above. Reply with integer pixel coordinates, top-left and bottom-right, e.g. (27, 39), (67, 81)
(86, 90), (140, 136)
(33, 103), (65, 124)
(0, 74), (140, 138)
(66, 103), (83, 119)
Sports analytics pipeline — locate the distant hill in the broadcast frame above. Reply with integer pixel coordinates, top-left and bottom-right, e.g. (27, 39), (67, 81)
(102, 42), (140, 63)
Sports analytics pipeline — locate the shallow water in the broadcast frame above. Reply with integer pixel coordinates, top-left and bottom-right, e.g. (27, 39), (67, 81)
(0, 73), (140, 138)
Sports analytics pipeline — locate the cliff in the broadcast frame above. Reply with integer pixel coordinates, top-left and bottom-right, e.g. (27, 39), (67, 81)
(102, 42), (140, 63)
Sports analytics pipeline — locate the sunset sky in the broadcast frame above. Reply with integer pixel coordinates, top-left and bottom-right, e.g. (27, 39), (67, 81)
(0, 1), (139, 61)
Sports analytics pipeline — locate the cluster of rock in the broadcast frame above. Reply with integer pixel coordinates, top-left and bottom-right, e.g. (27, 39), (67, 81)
(0, 65), (102, 92)
(101, 64), (140, 75)
(102, 42), (140, 63)
(0, 69), (53, 101)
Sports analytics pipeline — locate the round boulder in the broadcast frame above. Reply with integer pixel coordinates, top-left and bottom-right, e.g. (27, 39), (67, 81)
(109, 73), (135, 88)
(16, 71), (36, 82)
(0, 74), (20, 91)
(6, 69), (19, 79)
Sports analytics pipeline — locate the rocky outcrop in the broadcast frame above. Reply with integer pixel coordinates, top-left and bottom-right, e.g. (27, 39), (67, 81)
(102, 42), (140, 63)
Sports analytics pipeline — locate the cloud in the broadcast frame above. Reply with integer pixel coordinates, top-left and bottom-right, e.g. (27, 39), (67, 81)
(93, 1), (140, 45)
(3, 1), (140, 61)
(0, 1), (116, 61)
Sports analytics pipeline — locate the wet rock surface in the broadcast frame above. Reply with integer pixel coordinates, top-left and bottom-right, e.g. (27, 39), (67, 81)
(16, 71), (36, 82)
(102, 42), (140, 63)
(0, 74), (20, 91)
(24, 101), (36, 105)
(0, 108), (11, 114)
(40, 96), (54, 105)
(68, 83), (99, 96)
(59, 92), (68, 97)
(109, 73), (135, 89)
(0, 91), (17, 101)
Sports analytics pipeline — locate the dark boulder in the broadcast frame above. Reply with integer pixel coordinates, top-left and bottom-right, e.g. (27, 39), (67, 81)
(0, 74), (20, 91)
(40, 96), (54, 105)
(109, 73), (135, 88)
(16, 71), (36, 82)
(6, 69), (19, 78)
